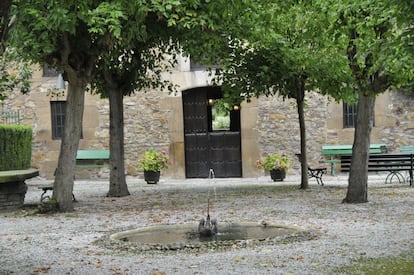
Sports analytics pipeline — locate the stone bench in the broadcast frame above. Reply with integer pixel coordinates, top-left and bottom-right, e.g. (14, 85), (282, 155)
(0, 169), (39, 210)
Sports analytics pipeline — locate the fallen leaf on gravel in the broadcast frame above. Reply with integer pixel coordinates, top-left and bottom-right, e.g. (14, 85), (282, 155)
(151, 270), (166, 275)
(31, 265), (51, 273)
(234, 255), (245, 262)
(110, 266), (121, 271)
(289, 255), (304, 261)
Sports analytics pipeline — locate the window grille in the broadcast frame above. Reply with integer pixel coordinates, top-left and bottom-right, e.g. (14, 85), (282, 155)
(50, 101), (66, 139)
(0, 111), (20, 124)
(343, 103), (357, 128)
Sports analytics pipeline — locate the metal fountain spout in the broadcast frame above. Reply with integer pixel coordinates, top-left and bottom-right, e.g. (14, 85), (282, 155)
(198, 168), (218, 237)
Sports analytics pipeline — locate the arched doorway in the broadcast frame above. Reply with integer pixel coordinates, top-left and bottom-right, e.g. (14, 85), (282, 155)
(182, 86), (242, 178)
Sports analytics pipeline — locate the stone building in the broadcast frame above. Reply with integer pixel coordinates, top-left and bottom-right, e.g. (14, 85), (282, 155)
(1, 57), (413, 179)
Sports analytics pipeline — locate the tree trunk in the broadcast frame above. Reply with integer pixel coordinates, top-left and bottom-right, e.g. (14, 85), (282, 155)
(0, 0), (13, 54)
(343, 94), (375, 203)
(53, 82), (85, 212)
(295, 79), (308, 189)
(107, 87), (130, 197)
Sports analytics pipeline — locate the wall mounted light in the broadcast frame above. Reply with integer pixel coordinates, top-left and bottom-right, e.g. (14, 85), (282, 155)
(208, 98), (215, 106)
(56, 73), (65, 89)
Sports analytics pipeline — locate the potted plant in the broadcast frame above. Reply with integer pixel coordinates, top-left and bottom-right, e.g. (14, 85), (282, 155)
(137, 148), (169, 184)
(256, 152), (291, 181)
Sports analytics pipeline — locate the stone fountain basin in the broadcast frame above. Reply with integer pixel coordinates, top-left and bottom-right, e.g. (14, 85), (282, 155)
(109, 222), (303, 251)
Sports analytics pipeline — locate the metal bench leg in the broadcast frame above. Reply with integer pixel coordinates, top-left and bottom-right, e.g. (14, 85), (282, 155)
(40, 190), (50, 202)
(317, 175), (324, 186)
(308, 168), (325, 186)
(385, 171), (405, 184)
(316, 170), (325, 186)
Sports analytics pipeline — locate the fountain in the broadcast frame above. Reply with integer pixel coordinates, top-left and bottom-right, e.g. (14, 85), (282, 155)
(198, 169), (218, 237)
(107, 169), (310, 252)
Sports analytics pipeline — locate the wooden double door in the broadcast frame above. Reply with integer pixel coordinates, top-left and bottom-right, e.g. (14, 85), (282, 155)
(182, 87), (242, 178)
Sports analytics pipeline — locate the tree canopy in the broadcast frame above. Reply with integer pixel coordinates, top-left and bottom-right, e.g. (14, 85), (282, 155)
(211, 0), (413, 194)
(0, 0), (31, 101)
(10, 0), (248, 211)
(8, 0), (414, 207)
(325, 0), (414, 202)
(211, 1), (356, 188)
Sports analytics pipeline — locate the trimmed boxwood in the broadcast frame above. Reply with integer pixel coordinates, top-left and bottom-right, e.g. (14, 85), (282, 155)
(0, 125), (33, 171)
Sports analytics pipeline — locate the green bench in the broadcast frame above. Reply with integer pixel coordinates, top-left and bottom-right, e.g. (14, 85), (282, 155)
(40, 150), (110, 202)
(75, 150), (110, 168)
(400, 146), (414, 153)
(322, 144), (387, 176)
(341, 153), (413, 186)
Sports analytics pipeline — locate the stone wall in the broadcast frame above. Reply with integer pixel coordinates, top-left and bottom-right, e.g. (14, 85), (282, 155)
(326, 91), (414, 153)
(122, 92), (173, 176)
(378, 90), (414, 152)
(255, 92), (328, 174)
(256, 90), (414, 175)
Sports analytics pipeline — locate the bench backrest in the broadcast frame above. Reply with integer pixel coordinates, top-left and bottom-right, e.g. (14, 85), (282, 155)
(340, 153), (413, 172)
(76, 150), (110, 160)
(322, 144), (387, 156)
(400, 146), (414, 153)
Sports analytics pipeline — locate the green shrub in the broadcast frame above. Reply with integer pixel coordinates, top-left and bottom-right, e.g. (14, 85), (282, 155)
(0, 124), (32, 171)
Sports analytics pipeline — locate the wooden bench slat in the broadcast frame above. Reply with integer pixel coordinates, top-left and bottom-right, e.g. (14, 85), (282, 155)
(75, 150), (110, 170)
(75, 164), (110, 168)
(400, 146), (414, 153)
(322, 144), (387, 155)
(76, 150), (109, 160)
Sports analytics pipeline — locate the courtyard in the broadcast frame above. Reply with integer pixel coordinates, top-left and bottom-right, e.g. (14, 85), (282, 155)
(0, 174), (413, 274)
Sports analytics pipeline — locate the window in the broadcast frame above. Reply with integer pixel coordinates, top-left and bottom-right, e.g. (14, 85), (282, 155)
(343, 103), (357, 128)
(51, 101), (66, 139)
(207, 98), (240, 132)
(210, 99), (230, 131)
(51, 101), (83, 140)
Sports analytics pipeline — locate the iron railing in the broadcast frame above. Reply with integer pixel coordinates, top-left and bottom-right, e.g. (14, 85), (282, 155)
(0, 111), (21, 125)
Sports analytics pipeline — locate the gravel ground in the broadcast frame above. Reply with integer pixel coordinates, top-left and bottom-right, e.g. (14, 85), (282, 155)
(1, 174), (413, 275)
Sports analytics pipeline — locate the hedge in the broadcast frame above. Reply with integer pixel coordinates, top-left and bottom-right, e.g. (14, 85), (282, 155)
(0, 124), (33, 171)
